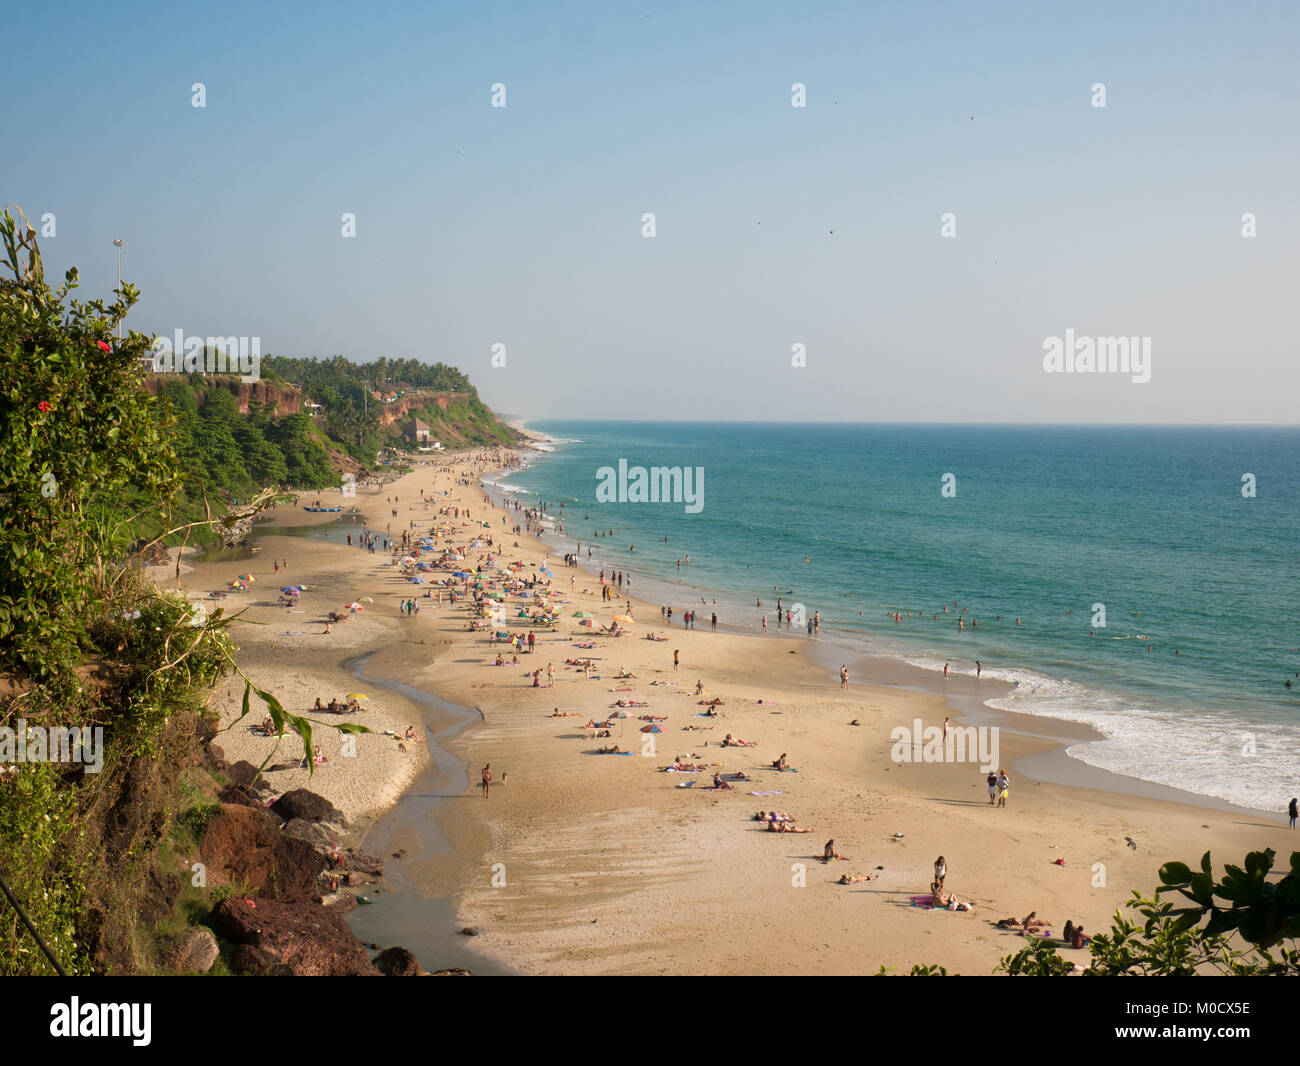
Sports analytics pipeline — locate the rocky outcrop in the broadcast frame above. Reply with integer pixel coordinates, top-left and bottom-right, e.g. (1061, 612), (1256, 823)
(211, 897), (381, 976)
(199, 804), (325, 902)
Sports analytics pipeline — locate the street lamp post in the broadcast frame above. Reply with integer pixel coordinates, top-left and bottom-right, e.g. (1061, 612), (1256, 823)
(112, 239), (123, 339)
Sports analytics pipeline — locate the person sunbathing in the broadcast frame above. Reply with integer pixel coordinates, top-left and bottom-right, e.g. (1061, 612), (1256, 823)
(839, 873), (876, 884)
(257, 716), (276, 736)
(313, 698), (325, 710)
(694, 680), (705, 695)
(637, 714), (667, 721)
(711, 773), (733, 790)
(772, 753), (788, 771)
(597, 745), (623, 754)
(550, 709), (581, 717)
(755, 811), (795, 823)
(733, 770), (750, 781)
(495, 654), (507, 666)
(666, 762), (706, 772)
(614, 699), (648, 707)
(595, 729), (611, 738)
(699, 697), (724, 706)
(770, 821), (812, 833)
(615, 669), (637, 678)
(996, 916), (1025, 929)
(722, 734), (756, 747)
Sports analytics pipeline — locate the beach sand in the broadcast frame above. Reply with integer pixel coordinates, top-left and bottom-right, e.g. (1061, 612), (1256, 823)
(170, 449), (1294, 975)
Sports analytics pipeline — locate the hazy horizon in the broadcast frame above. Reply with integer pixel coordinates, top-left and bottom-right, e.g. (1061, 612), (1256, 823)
(6, 1), (1297, 425)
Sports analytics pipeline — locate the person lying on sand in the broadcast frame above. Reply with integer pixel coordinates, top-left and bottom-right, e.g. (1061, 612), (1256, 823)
(839, 873), (876, 884)
(770, 822), (813, 833)
(699, 697), (724, 706)
(550, 709), (581, 717)
(722, 734), (756, 747)
(682, 724), (714, 731)
(665, 762), (707, 772)
(733, 770), (750, 781)
(614, 699), (648, 707)
(637, 714), (667, 721)
(594, 729), (611, 738)
(597, 745), (623, 754)
(755, 811), (795, 823)
(615, 669), (636, 678)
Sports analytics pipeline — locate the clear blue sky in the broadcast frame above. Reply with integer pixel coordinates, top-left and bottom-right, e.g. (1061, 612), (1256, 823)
(5, 0), (1297, 422)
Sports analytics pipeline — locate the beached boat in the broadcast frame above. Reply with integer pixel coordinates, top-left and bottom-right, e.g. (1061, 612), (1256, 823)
(303, 506), (343, 512)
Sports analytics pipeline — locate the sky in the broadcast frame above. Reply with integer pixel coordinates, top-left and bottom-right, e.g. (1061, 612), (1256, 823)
(4, 0), (1298, 423)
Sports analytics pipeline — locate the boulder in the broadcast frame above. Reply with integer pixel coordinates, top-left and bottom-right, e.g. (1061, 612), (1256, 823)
(373, 946), (427, 976)
(225, 760), (265, 789)
(211, 897), (381, 976)
(174, 927), (219, 974)
(281, 817), (342, 851)
(271, 789), (345, 825)
(200, 804), (326, 902)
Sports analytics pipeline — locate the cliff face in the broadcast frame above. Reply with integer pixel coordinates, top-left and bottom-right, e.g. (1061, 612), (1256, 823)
(144, 376), (302, 416)
(375, 391), (465, 426)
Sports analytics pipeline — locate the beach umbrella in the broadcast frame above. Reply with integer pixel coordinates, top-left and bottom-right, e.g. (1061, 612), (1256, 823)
(347, 693), (370, 701)
(640, 723), (662, 734)
(579, 618), (595, 627)
(612, 615), (635, 625)
(572, 610), (593, 618)
(611, 709), (629, 718)
(359, 596), (374, 603)
(238, 574), (256, 582)
(345, 602), (365, 610)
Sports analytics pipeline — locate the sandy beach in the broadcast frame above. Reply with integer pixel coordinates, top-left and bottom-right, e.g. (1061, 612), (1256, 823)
(164, 448), (1295, 976)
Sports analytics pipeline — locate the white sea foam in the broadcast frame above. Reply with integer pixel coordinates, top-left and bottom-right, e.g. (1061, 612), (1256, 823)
(902, 655), (1287, 812)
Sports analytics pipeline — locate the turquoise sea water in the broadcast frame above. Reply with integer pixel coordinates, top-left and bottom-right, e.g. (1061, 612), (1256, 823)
(489, 422), (1300, 812)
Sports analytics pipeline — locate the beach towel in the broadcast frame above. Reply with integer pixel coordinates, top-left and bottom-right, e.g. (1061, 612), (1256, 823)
(910, 896), (936, 909)
(748, 790), (783, 796)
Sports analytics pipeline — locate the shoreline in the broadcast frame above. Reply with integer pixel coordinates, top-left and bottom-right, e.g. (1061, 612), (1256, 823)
(176, 445), (1293, 975)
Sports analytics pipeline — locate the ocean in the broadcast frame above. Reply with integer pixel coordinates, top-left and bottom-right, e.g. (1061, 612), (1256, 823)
(487, 422), (1300, 813)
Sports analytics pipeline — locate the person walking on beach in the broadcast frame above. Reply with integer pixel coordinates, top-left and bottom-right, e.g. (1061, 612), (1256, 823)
(711, 612), (717, 631)
(997, 770), (1010, 808)
(986, 770), (997, 805)
(481, 763), (492, 798)
(1290, 797), (1298, 829)
(943, 662), (949, 680)
(762, 615), (767, 636)
(673, 649), (680, 672)
(547, 662), (554, 687)
(976, 660), (982, 679)
(942, 716), (950, 748)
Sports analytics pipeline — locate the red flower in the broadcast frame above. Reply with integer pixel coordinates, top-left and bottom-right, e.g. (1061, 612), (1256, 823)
(97, 340), (111, 352)
(38, 401), (52, 412)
